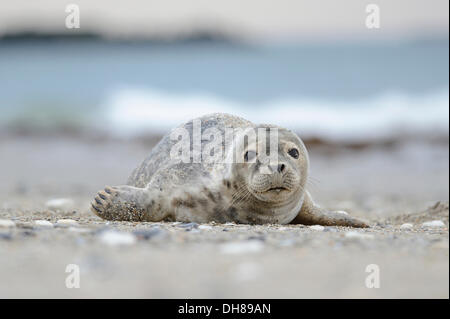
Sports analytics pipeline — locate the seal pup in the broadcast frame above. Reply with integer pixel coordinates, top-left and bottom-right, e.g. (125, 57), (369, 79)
(91, 113), (368, 227)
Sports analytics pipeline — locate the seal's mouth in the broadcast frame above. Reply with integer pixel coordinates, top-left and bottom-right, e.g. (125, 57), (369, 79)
(248, 183), (294, 203)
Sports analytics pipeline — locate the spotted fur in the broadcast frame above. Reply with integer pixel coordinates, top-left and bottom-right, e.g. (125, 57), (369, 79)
(91, 113), (368, 227)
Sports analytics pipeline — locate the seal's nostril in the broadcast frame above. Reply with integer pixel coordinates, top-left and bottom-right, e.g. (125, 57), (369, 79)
(278, 164), (285, 173)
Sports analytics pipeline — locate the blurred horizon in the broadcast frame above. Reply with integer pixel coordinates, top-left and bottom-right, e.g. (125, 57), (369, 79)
(0, 0), (448, 42)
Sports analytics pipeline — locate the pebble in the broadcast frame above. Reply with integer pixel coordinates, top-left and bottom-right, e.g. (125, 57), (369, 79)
(20, 230), (36, 237)
(309, 225), (325, 231)
(220, 240), (264, 254)
(34, 220), (54, 228)
(345, 231), (374, 240)
(224, 222), (237, 226)
(0, 219), (16, 228)
(335, 211), (349, 215)
(422, 220), (446, 228)
(400, 223), (413, 229)
(171, 222), (182, 226)
(45, 198), (75, 211)
(17, 223), (34, 229)
(99, 230), (137, 246)
(56, 219), (78, 227)
(247, 235), (266, 241)
(198, 225), (213, 230)
(133, 228), (163, 240)
(177, 222), (199, 230)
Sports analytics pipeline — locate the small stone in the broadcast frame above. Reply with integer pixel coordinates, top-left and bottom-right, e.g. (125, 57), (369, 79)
(56, 219), (78, 227)
(99, 230), (137, 246)
(0, 219), (15, 228)
(309, 225), (325, 231)
(198, 225), (213, 230)
(20, 230), (36, 237)
(247, 235), (266, 241)
(335, 211), (349, 215)
(400, 223), (413, 229)
(35, 220), (54, 228)
(133, 228), (163, 240)
(45, 198), (75, 211)
(177, 222), (199, 230)
(422, 220), (446, 228)
(16, 222), (34, 229)
(345, 231), (374, 240)
(220, 240), (264, 254)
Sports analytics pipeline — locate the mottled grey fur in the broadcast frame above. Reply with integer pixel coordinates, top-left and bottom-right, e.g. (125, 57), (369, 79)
(91, 113), (368, 227)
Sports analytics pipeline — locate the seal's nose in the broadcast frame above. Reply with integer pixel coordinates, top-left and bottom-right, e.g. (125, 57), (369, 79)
(269, 163), (286, 173)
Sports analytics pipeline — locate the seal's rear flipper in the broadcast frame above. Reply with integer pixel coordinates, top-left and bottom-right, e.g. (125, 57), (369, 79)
(290, 191), (369, 228)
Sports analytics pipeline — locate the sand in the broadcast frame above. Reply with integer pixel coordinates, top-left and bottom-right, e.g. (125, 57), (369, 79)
(0, 134), (448, 298)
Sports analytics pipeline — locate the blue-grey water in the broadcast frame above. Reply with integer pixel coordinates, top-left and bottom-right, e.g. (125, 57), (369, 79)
(0, 38), (448, 137)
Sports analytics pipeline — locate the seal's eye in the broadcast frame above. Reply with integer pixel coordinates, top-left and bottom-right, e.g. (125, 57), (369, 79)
(244, 150), (257, 162)
(288, 148), (299, 159)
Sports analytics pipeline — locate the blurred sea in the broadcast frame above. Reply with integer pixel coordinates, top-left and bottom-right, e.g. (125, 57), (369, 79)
(0, 36), (448, 142)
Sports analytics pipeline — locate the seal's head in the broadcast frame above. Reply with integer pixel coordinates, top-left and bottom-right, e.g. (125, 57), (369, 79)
(228, 126), (309, 211)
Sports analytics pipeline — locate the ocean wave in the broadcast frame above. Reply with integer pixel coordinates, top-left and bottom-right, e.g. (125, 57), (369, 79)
(103, 88), (449, 142)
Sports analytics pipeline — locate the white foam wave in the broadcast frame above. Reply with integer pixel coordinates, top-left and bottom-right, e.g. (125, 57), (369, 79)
(103, 88), (449, 142)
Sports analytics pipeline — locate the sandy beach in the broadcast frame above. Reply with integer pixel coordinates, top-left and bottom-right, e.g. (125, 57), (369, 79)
(0, 0), (448, 302)
(0, 133), (448, 298)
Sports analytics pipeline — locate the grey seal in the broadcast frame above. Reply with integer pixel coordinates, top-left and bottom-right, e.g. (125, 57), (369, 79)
(91, 113), (368, 227)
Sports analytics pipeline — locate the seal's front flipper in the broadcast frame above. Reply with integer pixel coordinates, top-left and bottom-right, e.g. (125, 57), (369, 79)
(91, 185), (170, 222)
(290, 191), (369, 228)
